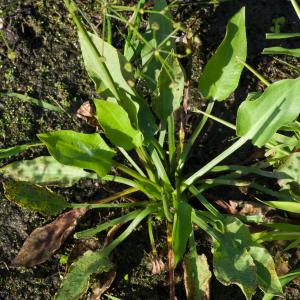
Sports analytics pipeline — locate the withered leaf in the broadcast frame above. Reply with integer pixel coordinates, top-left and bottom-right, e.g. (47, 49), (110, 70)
(76, 101), (99, 127)
(183, 253), (211, 300)
(91, 270), (116, 300)
(12, 208), (87, 267)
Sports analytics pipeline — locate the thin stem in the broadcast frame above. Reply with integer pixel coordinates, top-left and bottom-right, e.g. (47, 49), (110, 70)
(162, 191), (173, 223)
(75, 209), (142, 239)
(236, 57), (271, 87)
(106, 15), (112, 44)
(114, 162), (148, 182)
(189, 185), (221, 218)
(168, 114), (176, 175)
(159, 127), (167, 147)
(70, 201), (148, 209)
(135, 147), (157, 182)
(183, 136), (249, 189)
(178, 101), (214, 171)
(64, 0), (120, 100)
(167, 222), (175, 300)
(148, 216), (157, 256)
(191, 108), (236, 130)
(92, 187), (139, 204)
(118, 147), (146, 177)
(151, 138), (167, 162)
(102, 175), (140, 188)
(149, 145), (172, 185)
(102, 205), (157, 256)
(191, 211), (220, 241)
(124, 0), (145, 57)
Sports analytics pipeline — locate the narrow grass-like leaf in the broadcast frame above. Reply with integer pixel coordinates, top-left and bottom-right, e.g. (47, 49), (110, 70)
(55, 250), (113, 300)
(262, 269), (300, 300)
(262, 47), (300, 57)
(0, 156), (97, 187)
(75, 210), (141, 239)
(198, 7), (247, 101)
(237, 78), (300, 147)
(0, 143), (41, 159)
(94, 99), (143, 150)
(3, 180), (69, 216)
(260, 201), (300, 213)
(38, 130), (115, 177)
(172, 201), (192, 267)
(4, 92), (63, 112)
(266, 32), (300, 39)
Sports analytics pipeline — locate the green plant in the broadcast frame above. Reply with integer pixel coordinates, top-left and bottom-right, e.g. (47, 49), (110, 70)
(1, 1), (300, 299)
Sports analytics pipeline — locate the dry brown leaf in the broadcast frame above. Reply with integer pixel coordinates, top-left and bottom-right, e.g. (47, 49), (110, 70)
(150, 253), (165, 275)
(12, 208), (87, 267)
(183, 253), (211, 300)
(76, 101), (99, 127)
(90, 270), (117, 300)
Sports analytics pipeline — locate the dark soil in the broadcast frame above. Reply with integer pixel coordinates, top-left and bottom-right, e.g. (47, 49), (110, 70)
(0, 0), (299, 299)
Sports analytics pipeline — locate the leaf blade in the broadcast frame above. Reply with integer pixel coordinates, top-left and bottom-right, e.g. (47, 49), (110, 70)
(198, 7), (247, 101)
(94, 99), (143, 150)
(3, 180), (69, 216)
(236, 78), (300, 147)
(0, 156), (97, 187)
(38, 130), (115, 177)
(55, 250), (113, 300)
(12, 208), (87, 267)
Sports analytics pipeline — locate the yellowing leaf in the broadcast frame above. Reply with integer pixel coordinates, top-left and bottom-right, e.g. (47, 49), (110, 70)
(3, 180), (68, 216)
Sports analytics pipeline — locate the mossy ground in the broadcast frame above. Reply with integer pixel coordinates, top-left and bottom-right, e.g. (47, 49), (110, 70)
(0, 0), (299, 299)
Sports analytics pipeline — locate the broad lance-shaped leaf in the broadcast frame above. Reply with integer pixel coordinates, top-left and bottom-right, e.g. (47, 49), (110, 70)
(276, 152), (300, 189)
(79, 30), (156, 141)
(248, 245), (282, 296)
(55, 250), (113, 300)
(12, 208), (87, 267)
(183, 253), (211, 300)
(212, 216), (257, 300)
(237, 78), (300, 147)
(172, 201), (192, 267)
(141, 0), (175, 91)
(38, 130), (115, 177)
(94, 99), (143, 150)
(212, 216), (282, 299)
(199, 7), (247, 101)
(3, 180), (69, 216)
(153, 56), (185, 123)
(0, 156), (97, 187)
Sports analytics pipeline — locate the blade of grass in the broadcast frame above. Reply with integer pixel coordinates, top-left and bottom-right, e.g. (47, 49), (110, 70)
(3, 92), (63, 112)
(75, 209), (142, 239)
(102, 205), (157, 255)
(178, 101), (214, 171)
(118, 147), (146, 177)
